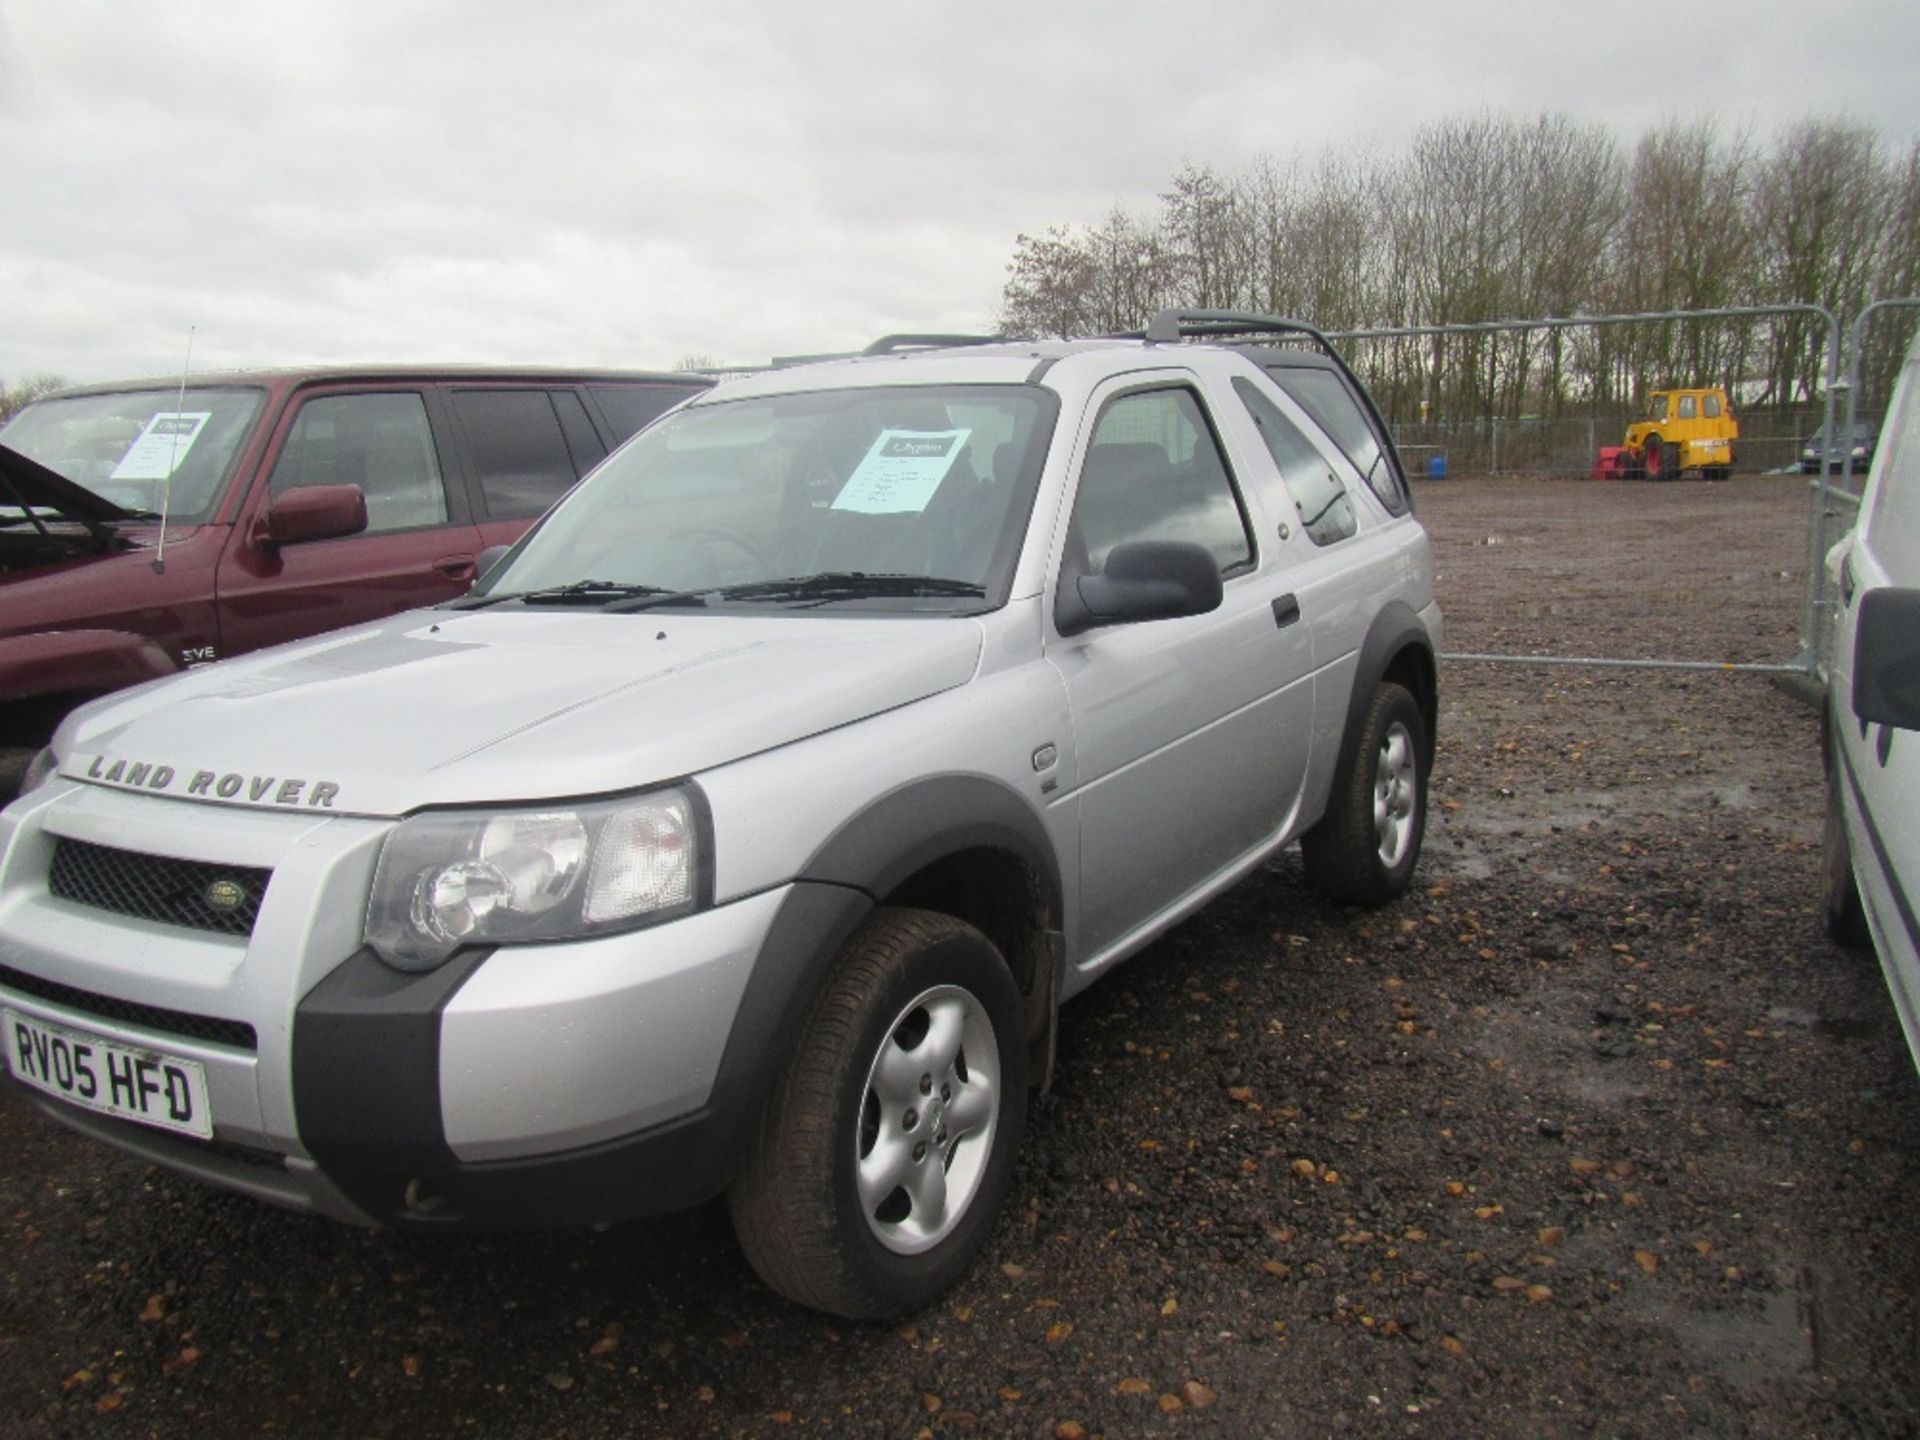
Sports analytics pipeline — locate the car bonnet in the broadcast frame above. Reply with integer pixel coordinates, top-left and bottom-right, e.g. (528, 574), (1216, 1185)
(48, 609), (985, 818)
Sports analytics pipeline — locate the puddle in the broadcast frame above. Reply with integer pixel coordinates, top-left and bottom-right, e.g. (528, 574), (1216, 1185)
(1672, 1285), (1815, 1387)
(1812, 1015), (1878, 1043)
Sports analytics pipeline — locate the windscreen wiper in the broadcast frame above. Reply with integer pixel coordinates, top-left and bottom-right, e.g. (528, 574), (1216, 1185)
(707, 573), (988, 605)
(442, 580), (712, 612)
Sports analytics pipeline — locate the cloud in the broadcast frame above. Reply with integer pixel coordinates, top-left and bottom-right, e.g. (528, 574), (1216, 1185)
(3, 0), (1916, 384)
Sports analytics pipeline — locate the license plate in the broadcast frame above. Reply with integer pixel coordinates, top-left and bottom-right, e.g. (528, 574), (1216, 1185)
(4, 1008), (214, 1140)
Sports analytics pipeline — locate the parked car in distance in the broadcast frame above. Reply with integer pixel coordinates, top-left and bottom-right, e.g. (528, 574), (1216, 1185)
(0, 366), (711, 789)
(1801, 420), (1879, 475)
(1821, 327), (1920, 1070)
(0, 312), (1439, 1318)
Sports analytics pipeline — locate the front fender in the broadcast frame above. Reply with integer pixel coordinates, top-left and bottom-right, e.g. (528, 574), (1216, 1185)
(0, 628), (181, 707)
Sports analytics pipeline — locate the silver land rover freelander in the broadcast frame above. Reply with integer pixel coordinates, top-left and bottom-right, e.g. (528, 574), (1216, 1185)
(1, 313), (1441, 1319)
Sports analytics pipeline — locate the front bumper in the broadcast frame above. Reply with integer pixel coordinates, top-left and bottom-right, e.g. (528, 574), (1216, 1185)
(0, 777), (829, 1228)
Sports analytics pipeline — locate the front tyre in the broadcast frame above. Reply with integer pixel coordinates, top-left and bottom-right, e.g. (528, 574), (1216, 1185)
(1303, 681), (1429, 907)
(728, 908), (1028, 1318)
(1821, 756), (1869, 948)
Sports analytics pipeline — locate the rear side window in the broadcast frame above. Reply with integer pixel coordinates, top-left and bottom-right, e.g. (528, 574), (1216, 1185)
(1867, 361), (1920, 588)
(1678, 395), (1698, 420)
(1073, 387), (1252, 574)
(1704, 394), (1722, 418)
(452, 390), (583, 519)
(1232, 379), (1356, 546)
(591, 384), (701, 443)
(269, 392), (448, 533)
(1266, 366), (1406, 515)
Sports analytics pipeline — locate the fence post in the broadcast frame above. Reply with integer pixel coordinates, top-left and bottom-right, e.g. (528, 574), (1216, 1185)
(1807, 298), (1920, 679)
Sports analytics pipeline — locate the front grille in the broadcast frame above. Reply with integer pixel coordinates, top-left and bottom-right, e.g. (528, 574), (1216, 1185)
(48, 838), (269, 938)
(0, 964), (258, 1050)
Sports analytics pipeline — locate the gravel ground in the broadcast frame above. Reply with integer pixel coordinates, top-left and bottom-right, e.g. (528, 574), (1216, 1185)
(3, 473), (1917, 1439)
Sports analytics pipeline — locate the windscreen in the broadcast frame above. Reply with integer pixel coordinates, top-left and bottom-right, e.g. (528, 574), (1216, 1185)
(0, 387), (266, 524)
(485, 384), (1054, 612)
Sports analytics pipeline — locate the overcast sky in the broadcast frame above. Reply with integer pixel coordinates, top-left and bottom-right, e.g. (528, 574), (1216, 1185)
(3, 0), (1917, 385)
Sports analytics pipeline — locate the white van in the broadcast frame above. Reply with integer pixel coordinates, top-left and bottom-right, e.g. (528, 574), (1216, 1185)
(1822, 325), (1920, 1065)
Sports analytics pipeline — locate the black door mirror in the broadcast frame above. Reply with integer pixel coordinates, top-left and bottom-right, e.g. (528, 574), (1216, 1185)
(1055, 539), (1224, 636)
(474, 544), (512, 587)
(1854, 587), (1920, 732)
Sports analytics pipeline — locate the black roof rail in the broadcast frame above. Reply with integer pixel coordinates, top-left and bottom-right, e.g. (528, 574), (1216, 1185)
(770, 351), (858, 368)
(1138, 309), (1406, 498)
(1141, 309), (1336, 351)
(861, 333), (1007, 357)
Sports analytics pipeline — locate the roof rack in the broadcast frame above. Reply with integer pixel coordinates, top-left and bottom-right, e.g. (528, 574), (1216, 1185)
(861, 333), (1007, 357)
(1140, 309), (1335, 351)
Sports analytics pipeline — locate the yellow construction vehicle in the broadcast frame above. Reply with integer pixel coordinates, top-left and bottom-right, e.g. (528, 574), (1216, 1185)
(1621, 387), (1738, 480)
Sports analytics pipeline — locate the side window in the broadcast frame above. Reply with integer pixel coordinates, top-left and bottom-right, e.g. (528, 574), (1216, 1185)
(590, 383), (700, 443)
(1266, 365), (1407, 515)
(452, 390), (582, 520)
(1704, 393), (1722, 419)
(1678, 395), (1698, 420)
(1072, 387), (1252, 574)
(552, 391), (608, 475)
(269, 392), (447, 534)
(1867, 362), (1920, 588)
(1232, 379), (1357, 546)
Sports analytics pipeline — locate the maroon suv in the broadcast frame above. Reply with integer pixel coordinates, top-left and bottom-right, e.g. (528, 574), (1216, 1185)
(0, 366), (710, 785)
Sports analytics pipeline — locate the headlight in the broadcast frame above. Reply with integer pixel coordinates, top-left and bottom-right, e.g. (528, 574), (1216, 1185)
(1851, 445), (1868, 458)
(365, 788), (703, 971)
(18, 747), (60, 797)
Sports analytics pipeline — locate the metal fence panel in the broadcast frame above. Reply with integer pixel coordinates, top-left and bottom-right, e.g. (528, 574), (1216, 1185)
(1324, 303), (1919, 675)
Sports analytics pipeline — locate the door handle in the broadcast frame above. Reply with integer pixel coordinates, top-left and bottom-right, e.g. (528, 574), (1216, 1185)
(1840, 558), (1857, 606)
(434, 553), (477, 581)
(1272, 594), (1301, 628)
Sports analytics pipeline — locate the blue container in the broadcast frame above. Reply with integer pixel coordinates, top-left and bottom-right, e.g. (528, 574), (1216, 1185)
(1427, 453), (1448, 480)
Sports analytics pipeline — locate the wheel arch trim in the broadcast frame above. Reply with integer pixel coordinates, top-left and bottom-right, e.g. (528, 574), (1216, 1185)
(1330, 602), (1438, 787)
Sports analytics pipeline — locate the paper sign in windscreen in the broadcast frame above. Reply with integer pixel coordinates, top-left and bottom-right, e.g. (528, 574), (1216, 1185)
(110, 412), (212, 481)
(830, 429), (971, 515)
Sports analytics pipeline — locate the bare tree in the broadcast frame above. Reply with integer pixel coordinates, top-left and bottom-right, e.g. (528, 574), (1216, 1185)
(1160, 163), (1247, 311)
(1861, 137), (1920, 406)
(995, 108), (1915, 451)
(999, 226), (1102, 338)
(1754, 118), (1891, 402)
(0, 373), (67, 425)
(1615, 118), (1756, 396)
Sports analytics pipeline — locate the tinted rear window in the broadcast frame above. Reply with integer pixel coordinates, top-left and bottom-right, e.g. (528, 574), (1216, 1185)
(591, 383), (704, 442)
(1265, 366), (1405, 515)
(452, 389), (582, 519)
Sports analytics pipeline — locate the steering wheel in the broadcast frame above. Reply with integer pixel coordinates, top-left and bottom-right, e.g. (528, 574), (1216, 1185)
(668, 523), (770, 579)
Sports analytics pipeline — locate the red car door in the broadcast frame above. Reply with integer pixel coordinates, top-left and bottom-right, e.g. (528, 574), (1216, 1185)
(215, 387), (483, 658)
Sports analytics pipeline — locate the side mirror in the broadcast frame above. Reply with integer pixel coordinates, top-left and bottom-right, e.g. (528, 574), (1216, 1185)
(473, 544), (512, 589)
(1853, 587), (1920, 731)
(261, 485), (368, 546)
(1055, 539), (1224, 637)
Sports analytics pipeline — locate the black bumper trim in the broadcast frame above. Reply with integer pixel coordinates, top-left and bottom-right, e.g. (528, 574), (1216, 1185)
(289, 882), (874, 1230)
(0, 963), (258, 1051)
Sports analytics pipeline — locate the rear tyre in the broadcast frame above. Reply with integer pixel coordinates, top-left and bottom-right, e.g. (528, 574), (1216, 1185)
(1303, 682), (1428, 907)
(728, 908), (1028, 1319)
